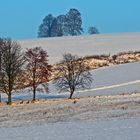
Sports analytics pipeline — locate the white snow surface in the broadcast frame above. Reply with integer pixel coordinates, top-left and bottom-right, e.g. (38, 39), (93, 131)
(19, 32), (140, 64)
(0, 119), (140, 140)
(1, 33), (140, 140)
(0, 92), (140, 139)
(1, 62), (140, 101)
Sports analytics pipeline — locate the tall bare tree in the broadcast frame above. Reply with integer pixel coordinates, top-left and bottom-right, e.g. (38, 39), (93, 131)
(54, 53), (93, 99)
(25, 47), (52, 101)
(0, 38), (25, 104)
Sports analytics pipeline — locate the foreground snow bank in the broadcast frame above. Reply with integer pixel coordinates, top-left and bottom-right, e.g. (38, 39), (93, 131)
(0, 93), (140, 127)
(0, 118), (140, 140)
(0, 93), (140, 140)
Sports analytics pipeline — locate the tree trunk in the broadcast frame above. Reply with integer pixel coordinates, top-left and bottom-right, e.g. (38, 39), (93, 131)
(8, 93), (12, 105)
(32, 62), (36, 101)
(69, 90), (74, 99)
(0, 51), (1, 103)
(0, 93), (1, 102)
(33, 85), (36, 101)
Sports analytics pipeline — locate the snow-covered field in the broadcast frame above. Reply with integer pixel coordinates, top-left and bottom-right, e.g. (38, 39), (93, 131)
(19, 32), (140, 64)
(0, 93), (140, 139)
(75, 61), (140, 97)
(18, 33), (140, 98)
(2, 61), (140, 101)
(0, 33), (140, 140)
(50, 61), (140, 98)
(0, 119), (140, 140)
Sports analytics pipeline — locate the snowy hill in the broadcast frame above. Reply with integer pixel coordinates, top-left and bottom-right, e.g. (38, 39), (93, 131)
(19, 32), (140, 64)
(1, 33), (140, 140)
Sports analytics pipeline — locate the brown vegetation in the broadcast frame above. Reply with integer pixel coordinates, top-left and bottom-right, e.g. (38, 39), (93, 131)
(83, 51), (140, 69)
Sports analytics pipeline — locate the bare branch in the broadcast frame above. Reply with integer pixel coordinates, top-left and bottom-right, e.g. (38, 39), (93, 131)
(53, 53), (93, 99)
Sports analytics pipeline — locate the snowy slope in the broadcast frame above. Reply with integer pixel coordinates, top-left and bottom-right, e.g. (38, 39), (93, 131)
(50, 62), (140, 97)
(19, 32), (140, 64)
(1, 62), (140, 101)
(1, 33), (139, 140)
(16, 33), (140, 98)
(18, 33), (140, 98)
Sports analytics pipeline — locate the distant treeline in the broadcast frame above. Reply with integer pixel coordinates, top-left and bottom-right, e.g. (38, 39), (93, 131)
(38, 8), (99, 38)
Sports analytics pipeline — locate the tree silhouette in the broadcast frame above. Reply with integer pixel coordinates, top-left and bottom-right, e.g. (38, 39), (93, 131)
(25, 47), (52, 101)
(38, 14), (59, 37)
(54, 53), (92, 99)
(57, 15), (67, 36)
(0, 38), (25, 104)
(38, 9), (84, 37)
(65, 9), (83, 36)
(88, 26), (99, 34)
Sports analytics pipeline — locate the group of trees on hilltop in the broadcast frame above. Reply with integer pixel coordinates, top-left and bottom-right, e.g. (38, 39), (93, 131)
(38, 8), (99, 38)
(0, 38), (93, 105)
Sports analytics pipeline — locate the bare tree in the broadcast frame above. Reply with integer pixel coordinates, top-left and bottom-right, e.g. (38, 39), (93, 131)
(53, 53), (93, 99)
(25, 47), (52, 101)
(0, 38), (25, 104)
